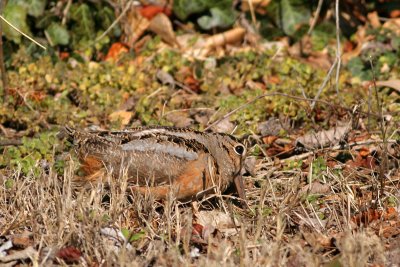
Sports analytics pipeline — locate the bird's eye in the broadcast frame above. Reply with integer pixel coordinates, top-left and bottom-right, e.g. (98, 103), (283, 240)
(234, 144), (245, 155)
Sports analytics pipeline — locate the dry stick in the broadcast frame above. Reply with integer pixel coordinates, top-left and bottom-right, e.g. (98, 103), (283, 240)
(307, 0), (324, 35)
(95, 0), (133, 43)
(61, 0), (72, 26)
(246, 0), (257, 26)
(0, 0), (7, 102)
(334, 0), (342, 96)
(0, 15), (46, 50)
(311, 0), (342, 110)
(369, 58), (389, 202)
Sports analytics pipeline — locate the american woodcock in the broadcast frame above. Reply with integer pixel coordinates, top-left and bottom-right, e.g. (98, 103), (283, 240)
(62, 126), (247, 202)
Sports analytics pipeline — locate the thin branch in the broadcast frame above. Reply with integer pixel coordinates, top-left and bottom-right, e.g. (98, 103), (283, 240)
(308, 0), (324, 35)
(0, 15), (46, 50)
(0, 139), (22, 146)
(334, 0), (342, 96)
(369, 58), (388, 203)
(311, 0), (342, 110)
(95, 0), (133, 43)
(0, 0), (8, 102)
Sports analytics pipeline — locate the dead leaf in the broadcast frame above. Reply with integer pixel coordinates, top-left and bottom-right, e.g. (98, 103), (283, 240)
(358, 147), (370, 157)
(296, 122), (351, 149)
(165, 112), (193, 128)
(195, 210), (238, 231)
(210, 118), (234, 133)
(258, 117), (289, 136)
(368, 11), (381, 28)
(11, 234), (33, 248)
(105, 42), (129, 61)
(122, 8), (150, 47)
(109, 110), (133, 127)
(183, 76), (200, 92)
(241, 0), (271, 14)
(382, 18), (400, 35)
(138, 5), (171, 20)
(390, 10), (400, 18)
(192, 223), (215, 243)
(59, 51), (69, 60)
(300, 181), (331, 195)
(375, 79), (400, 93)
(346, 147), (376, 170)
(56, 246), (81, 264)
(0, 246), (37, 263)
(302, 232), (333, 249)
(262, 135), (278, 145)
(352, 207), (398, 226)
(148, 13), (179, 47)
(202, 27), (246, 49)
(156, 70), (175, 86)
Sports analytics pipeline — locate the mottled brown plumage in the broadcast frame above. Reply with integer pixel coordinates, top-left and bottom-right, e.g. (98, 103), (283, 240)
(62, 126), (247, 202)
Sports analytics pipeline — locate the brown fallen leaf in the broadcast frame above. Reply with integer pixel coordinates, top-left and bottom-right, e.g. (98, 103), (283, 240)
(195, 210), (238, 232)
(382, 18), (400, 35)
(123, 7), (151, 47)
(0, 246), (37, 263)
(202, 27), (246, 49)
(165, 112), (193, 128)
(11, 234), (33, 248)
(148, 13), (179, 47)
(300, 181), (331, 195)
(56, 246), (82, 264)
(367, 11), (381, 28)
(138, 5), (172, 20)
(352, 207), (398, 226)
(302, 232), (334, 249)
(296, 122), (351, 150)
(241, 0), (271, 14)
(375, 79), (400, 93)
(210, 118), (234, 133)
(105, 42), (129, 61)
(109, 110), (133, 127)
(258, 117), (289, 136)
(346, 147), (376, 170)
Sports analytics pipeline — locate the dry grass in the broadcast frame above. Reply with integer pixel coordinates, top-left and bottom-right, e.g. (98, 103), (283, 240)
(1, 146), (397, 266)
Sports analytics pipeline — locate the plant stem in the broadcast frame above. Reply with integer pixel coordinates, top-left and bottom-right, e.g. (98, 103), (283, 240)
(0, 0), (8, 102)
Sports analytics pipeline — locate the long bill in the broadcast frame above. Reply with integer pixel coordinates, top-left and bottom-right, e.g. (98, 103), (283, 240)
(233, 174), (248, 208)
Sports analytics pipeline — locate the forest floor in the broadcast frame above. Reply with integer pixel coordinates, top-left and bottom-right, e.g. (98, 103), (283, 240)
(1, 14), (400, 267)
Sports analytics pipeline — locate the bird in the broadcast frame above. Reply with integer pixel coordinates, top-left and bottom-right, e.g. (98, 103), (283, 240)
(61, 126), (247, 204)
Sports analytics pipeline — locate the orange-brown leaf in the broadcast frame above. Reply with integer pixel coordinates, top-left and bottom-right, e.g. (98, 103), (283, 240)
(105, 42), (129, 61)
(139, 5), (171, 20)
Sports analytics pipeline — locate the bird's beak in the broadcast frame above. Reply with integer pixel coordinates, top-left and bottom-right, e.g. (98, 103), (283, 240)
(234, 174), (247, 208)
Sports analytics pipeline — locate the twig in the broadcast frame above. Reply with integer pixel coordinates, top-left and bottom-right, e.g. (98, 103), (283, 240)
(0, 15), (46, 50)
(308, 0), (324, 35)
(95, 0), (133, 43)
(334, 0), (342, 96)
(246, 0), (257, 27)
(61, 0), (72, 26)
(310, 0), (342, 110)
(0, 0), (7, 102)
(0, 139), (23, 146)
(369, 58), (388, 203)
(310, 59), (337, 110)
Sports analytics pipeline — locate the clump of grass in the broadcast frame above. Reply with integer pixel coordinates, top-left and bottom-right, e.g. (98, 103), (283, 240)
(1, 152), (394, 266)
